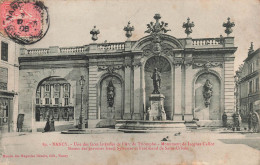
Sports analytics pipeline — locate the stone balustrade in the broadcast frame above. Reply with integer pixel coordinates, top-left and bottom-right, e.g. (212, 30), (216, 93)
(97, 42), (125, 50)
(192, 38), (222, 46)
(27, 48), (50, 55)
(60, 46), (85, 53)
(20, 37), (233, 56)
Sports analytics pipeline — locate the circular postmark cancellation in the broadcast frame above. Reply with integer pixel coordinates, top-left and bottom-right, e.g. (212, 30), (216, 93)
(0, 1), (49, 45)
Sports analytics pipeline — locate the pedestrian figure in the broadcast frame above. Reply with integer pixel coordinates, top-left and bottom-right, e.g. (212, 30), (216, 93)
(248, 112), (252, 131)
(43, 116), (50, 133)
(161, 136), (169, 141)
(17, 114), (24, 132)
(50, 117), (55, 132)
(222, 112), (227, 127)
(174, 132), (181, 136)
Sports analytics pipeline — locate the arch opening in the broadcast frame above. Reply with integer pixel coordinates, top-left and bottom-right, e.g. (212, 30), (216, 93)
(144, 56), (172, 120)
(194, 72), (221, 120)
(99, 75), (123, 120)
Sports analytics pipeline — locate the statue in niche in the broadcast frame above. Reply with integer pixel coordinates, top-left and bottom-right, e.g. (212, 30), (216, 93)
(151, 68), (161, 94)
(107, 80), (115, 107)
(203, 79), (213, 107)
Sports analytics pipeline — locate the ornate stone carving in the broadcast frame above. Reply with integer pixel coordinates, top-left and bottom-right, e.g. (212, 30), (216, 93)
(193, 61), (223, 69)
(182, 17), (195, 38)
(98, 65), (123, 73)
(223, 17), (235, 36)
(107, 80), (115, 107)
(143, 35), (174, 56)
(147, 94), (166, 121)
(123, 21), (134, 40)
(145, 14), (171, 34)
(173, 58), (184, 66)
(151, 68), (161, 94)
(183, 60), (193, 66)
(90, 26), (100, 41)
(203, 79), (213, 107)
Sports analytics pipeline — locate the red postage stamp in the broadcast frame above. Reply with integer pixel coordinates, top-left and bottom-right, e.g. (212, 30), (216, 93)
(0, 0), (49, 45)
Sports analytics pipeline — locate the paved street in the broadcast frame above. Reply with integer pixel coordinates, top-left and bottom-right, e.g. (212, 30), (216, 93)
(0, 130), (259, 165)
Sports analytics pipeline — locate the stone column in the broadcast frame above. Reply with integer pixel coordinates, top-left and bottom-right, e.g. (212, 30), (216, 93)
(171, 65), (174, 120)
(60, 84), (64, 106)
(50, 85), (54, 105)
(141, 63), (146, 120)
(181, 64), (186, 120)
(8, 99), (13, 132)
(40, 85), (44, 104)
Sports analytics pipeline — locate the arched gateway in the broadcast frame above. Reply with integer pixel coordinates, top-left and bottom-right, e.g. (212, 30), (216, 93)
(18, 14), (237, 131)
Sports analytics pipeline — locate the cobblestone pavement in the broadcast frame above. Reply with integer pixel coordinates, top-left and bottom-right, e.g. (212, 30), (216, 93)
(0, 130), (259, 165)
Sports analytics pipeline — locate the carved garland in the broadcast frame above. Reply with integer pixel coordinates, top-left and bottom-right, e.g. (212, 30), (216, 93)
(193, 61), (223, 70)
(98, 65), (123, 73)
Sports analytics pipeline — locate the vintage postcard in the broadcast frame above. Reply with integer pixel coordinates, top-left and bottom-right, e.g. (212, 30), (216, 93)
(0, 0), (259, 164)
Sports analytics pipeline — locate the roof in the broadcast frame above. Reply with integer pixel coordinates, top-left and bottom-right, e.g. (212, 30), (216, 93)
(244, 48), (260, 62)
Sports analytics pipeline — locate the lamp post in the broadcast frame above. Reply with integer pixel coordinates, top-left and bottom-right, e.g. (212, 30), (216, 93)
(78, 76), (85, 129)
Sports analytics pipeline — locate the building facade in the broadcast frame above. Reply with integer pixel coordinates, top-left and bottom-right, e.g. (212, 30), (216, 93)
(18, 15), (237, 131)
(0, 34), (20, 133)
(236, 44), (259, 131)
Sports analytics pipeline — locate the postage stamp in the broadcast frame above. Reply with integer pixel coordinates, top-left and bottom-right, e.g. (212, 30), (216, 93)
(0, 0), (49, 45)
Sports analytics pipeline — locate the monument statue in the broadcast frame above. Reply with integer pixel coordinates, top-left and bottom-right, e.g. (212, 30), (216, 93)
(203, 79), (213, 107)
(107, 80), (115, 107)
(151, 68), (161, 94)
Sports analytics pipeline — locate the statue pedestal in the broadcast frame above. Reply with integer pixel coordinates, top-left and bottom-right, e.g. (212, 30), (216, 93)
(147, 94), (166, 121)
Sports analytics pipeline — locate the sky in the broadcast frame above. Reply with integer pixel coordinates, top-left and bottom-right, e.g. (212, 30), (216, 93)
(25, 0), (260, 71)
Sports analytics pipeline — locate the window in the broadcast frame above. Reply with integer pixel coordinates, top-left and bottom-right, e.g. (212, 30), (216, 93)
(64, 84), (69, 92)
(0, 67), (8, 90)
(36, 98), (40, 105)
(37, 86), (41, 92)
(65, 94), (69, 106)
(256, 78), (259, 92)
(249, 81), (253, 94)
(45, 85), (50, 92)
(54, 84), (60, 92)
(65, 98), (69, 106)
(55, 98), (59, 105)
(45, 98), (49, 105)
(249, 63), (254, 74)
(1, 41), (8, 61)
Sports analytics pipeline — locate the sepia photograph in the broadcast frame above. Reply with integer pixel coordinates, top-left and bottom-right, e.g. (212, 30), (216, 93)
(0, 0), (259, 164)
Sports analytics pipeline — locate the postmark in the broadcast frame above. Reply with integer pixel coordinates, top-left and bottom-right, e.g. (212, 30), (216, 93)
(0, 1), (49, 45)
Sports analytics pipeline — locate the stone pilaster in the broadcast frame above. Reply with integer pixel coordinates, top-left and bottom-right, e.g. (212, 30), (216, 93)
(88, 66), (98, 120)
(174, 64), (182, 121)
(132, 65), (142, 120)
(185, 64), (193, 120)
(123, 66), (131, 119)
(224, 60), (235, 124)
